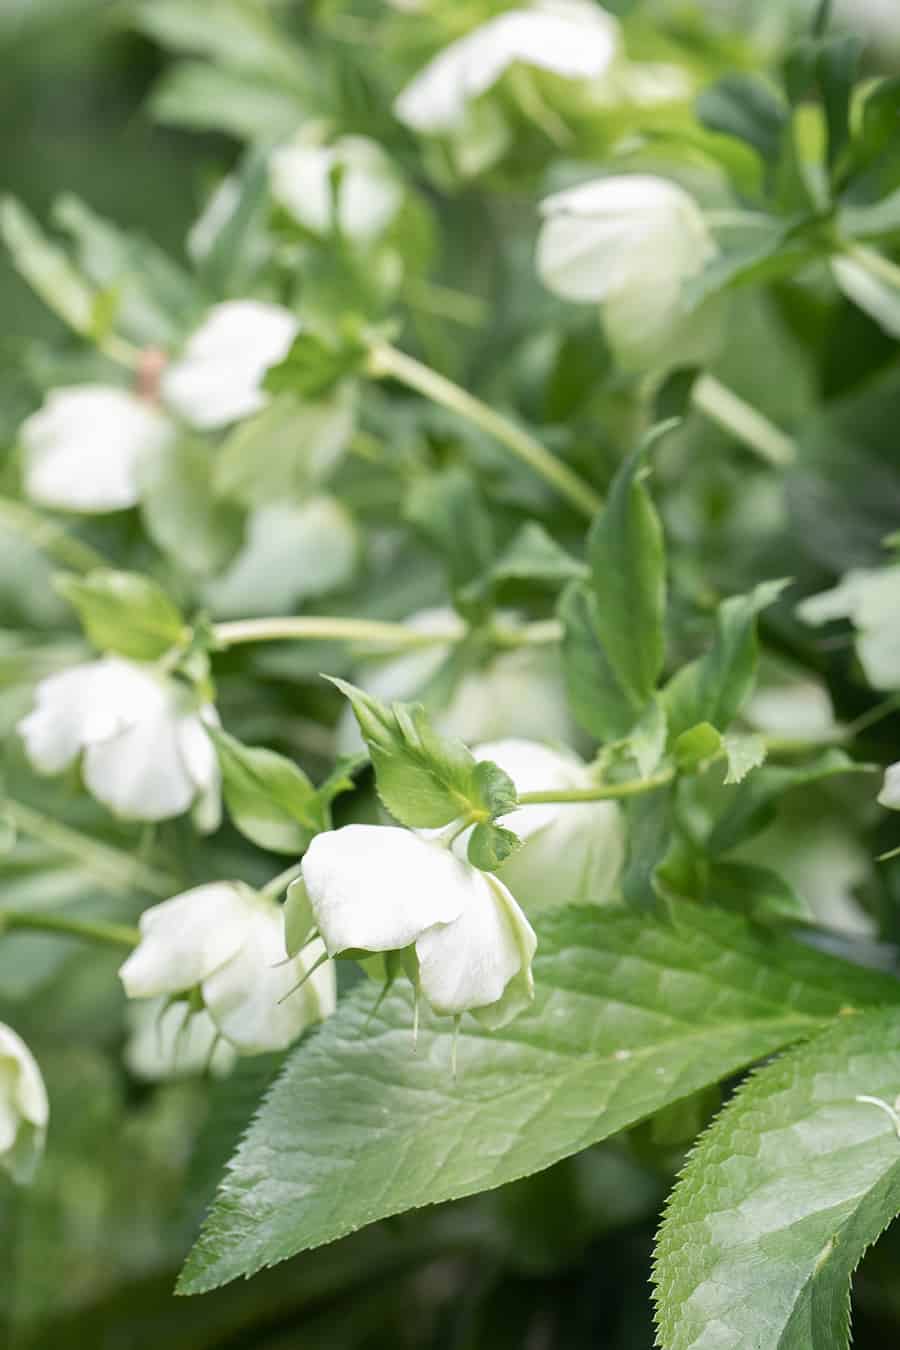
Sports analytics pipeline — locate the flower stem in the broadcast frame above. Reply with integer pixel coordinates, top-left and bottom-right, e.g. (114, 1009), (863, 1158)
(213, 615), (561, 650)
(517, 767), (675, 806)
(261, 861), (304, 900)
(0, 496), (109, 574)
(0, 909), (138, 949)
(691, 374), (797, 469)
(1, 799), (176, 898)
(366, 339), (602, 519)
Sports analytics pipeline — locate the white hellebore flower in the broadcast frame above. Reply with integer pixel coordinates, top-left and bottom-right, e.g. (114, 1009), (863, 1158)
(18, 658), (220, 828)
(124, 998), (237, 1082)
(270, 135), (403, 243)
(394, 0), (620, 134)
(205, 497), (358, 619)
(19, 300), (300, 514)
(21, 385), (174, 514)
(302, 824), (537, 1028)
(119, 883), (336, 1055)
(0, 1024), (49, 1184)
(336, 606), (575, 753)
(798, 565), (900, 692)
(466, 740), (625, 913)
(537, 174), (717, 370)
(161, 300), (299, 430)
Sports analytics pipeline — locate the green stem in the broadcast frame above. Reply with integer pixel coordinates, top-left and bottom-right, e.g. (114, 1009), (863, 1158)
(261, 861), (304, 900)
(366, 339), (602, 519)
(213, 615), (561, 650)
(518, 767), (675, 806)
(691, 374), (797, 469)
(0, 909), (138, 949)
(0, 496), (108, 574)
(2, 799), (176, 898)
(846, 241), (900, 291)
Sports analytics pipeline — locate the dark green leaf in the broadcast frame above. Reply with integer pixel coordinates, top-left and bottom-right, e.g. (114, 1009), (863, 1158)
(696, 74), (788, 166)
(404, 466), (495, 593)
(587, 426), (671, 707)
(654, 1008), (900, 1350)
(179, 903), (900, 1292)
(558, 581), (644, 742)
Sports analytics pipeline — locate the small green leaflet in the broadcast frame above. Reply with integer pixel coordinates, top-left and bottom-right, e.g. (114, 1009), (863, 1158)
(178, 903), (900, 1294)
(654, 1008), (900, 1350)
(329, 677), (517, 833)
(55, 568), (186, 661)
(212, 728), (359, 854)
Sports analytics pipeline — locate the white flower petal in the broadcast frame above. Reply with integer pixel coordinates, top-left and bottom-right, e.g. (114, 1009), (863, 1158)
(162, 300), (299, 430)
(0, 1024), (48, 1183)
(416, 872), (536, 1017)
(270, 136), (403, 242)
(879, 762), (900, 811)
(205, 497), (358, 620)
(119, 883), (253, 999)
(302, 825), (471, 955)
(203, 901), (335, 1053)
(18, 660), (136, 775)
(395, 2), (619, 133)
(20, 385), (174, 514)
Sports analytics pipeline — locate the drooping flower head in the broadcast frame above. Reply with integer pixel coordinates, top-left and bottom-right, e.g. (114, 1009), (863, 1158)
(119, 882), (335, 1055)
(18, 658), (221, 829)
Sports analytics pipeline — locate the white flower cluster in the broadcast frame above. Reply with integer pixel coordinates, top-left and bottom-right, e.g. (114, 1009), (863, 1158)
(21, 300), (298, 515)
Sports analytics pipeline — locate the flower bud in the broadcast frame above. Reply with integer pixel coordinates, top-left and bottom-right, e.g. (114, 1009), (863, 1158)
(20, 385), (174, 514)
(18, 658), (220, 829)
(119, 883), (335, 1055)
(0, 1024), (48, 1184)
(302, 824), (537, 1028)
(537, 174), (717, 371)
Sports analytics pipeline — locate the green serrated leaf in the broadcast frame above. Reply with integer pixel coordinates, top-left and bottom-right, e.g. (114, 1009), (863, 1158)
(708, 749), (871, 855)
(654, 1008), (900, 1350)
(178, 903), (900, 1294)
(722, 732), (767, 784)
(211, 728), (321, 854)
(329, 678), (515, 829)
(467, 821), (521, 871)
(55, 568), (186, 660)
(665, 579), (789, 740)
(587, 427), (670, 707)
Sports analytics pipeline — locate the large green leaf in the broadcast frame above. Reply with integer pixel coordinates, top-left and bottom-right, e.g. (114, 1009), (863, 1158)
(178, 904), (900, 1294)
(654, 1007), (900, 1350)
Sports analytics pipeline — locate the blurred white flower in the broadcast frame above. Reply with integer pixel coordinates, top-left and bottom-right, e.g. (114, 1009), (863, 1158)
(270, 135), (403, 242)
(464, 739), (625, 912)
(302, 824), (536, 1026)
(336, 607), (575, 753)
(744, 672), (839, 742)
(205, 496), (358, 619)
(161, 300), (299, 430)
(798, 564), (900, 691)
(124, 998), (237, 1082)
(0, 1023), (48, 1184)
(119, 883), (335, 1054)
(20, 385), (174, 514)
(879, 762), (900, 810)
(537, 174), (717, 370)
(394, 0), (620, 133)
(18, 658), (221, 828)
